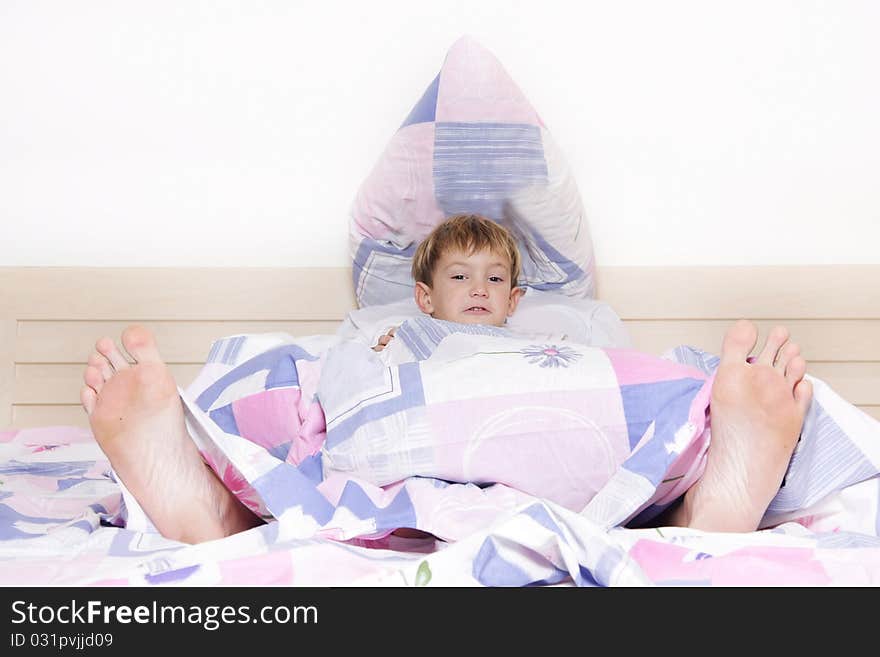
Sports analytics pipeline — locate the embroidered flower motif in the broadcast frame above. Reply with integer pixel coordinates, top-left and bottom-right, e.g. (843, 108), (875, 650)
(520, 344), (582, 368)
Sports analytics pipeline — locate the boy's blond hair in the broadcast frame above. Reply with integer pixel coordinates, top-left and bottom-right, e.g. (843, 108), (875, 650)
(411, 214), (521, 287)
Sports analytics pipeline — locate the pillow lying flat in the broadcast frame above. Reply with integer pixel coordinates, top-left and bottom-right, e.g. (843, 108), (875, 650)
(350, 36), (596, 308)
(319, 320), (710, 524)
(336, 288), (632, 350)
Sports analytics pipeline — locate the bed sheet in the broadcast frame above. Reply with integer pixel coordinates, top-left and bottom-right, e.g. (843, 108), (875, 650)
(2, 326), (880, 586)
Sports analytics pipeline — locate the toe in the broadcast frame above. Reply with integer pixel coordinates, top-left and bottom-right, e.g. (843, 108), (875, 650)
(83, 364), (104, 394)
(720, 319), (758, 364)
(756, 325), (790, 366)
(121, 325), (163, 363)
(774, 341), (801, 373)
(96, 337), (130, 372)
(794, 378), (813, 417)
(785, 354), (807, 390)
(88, 352), (114, 382)
(80, 385), (97, 415)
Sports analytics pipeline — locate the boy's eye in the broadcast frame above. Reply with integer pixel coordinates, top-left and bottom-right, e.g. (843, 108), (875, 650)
(451, 274), (466, 280)
(489, 276), (504, 283)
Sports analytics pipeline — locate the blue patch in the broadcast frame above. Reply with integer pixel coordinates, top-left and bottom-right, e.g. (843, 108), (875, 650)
(265, 356), (299, 390)
(529, 570), (573, 587)
(433, 122), (547, 221)
(267, 442), (291, 462)
(195, 344), (319, 412)
(0, 503), (65, 540)
(400, 73), (440, 128)
(209, 404), (240, 437)
(617, 377), (708, 527)
(57, 477), (87, 492)
(522, 502), (564, 536)
(518, 225), (587, 293)
(336, 479), (417, 532)
(0, 460), (90, 478)
(251, 462), (335, 525)
(351, 239), (417, 301)
(296, 453), (324, 486)
(70, 519), (94, 534)
(576, 564), (602, 587)
(472, 537), (535, 586)
(145, 564), (200, 585)
(619, 377), (706, 453)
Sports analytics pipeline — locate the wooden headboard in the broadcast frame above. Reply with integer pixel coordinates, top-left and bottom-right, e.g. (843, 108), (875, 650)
(2, 265), (878, 429)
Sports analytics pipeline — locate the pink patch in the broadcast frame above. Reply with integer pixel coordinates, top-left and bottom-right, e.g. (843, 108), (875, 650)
(630, 540), (831, 586)
(218, 551), (295, 585)
(351, 122), (445, 244)
(90, 578), (130, 587)
(0, 430), (19, 443)
(426, 389), (629, 511)
(9, 426), (94, 446)
(436, 38), (540, 125)
(285, 401), (327, 466)
(232, 387), (302, 452)
(605, 348), (708, 387)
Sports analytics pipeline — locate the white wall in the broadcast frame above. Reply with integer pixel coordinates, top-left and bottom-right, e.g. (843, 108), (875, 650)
(2, 0), (878, 267)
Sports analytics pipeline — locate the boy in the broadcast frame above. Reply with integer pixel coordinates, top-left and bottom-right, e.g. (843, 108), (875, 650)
(373, 213), (525, 352)
(80, 215), (812, 543)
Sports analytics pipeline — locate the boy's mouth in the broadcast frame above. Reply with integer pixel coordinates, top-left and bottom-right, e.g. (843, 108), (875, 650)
(464, 306), (490, 314)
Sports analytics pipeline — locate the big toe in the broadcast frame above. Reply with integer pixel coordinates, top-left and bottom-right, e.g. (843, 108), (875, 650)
(794, 378), (814, 417)
(121, 325), (163, 363)
(720, 319), (759, 364)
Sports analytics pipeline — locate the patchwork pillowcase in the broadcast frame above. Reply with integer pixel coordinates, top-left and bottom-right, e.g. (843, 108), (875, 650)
(350, 36), (596, 308)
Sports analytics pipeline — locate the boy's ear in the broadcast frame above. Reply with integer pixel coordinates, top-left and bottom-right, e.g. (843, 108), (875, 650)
(414, 281), (434, 315)
(506, 286), (525, 316)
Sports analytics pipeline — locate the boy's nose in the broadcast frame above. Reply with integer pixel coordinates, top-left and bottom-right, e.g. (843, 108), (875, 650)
(470, 285), (488, 297)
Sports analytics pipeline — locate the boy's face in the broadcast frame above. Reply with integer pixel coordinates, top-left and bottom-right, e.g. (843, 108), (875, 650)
(414, 248), (523, 326)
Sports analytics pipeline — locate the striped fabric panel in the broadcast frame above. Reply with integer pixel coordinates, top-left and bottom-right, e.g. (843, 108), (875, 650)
(206, 335), (246, 366)
(768, 399), (880, 513)
(816, 531), (880, 549)
(395, 316), (511, 361)
(433, 122), (548, 220)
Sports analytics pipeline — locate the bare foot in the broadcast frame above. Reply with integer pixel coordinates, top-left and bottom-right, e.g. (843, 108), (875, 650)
(81, 325), (262, 543)
(670, 320), (813, 532)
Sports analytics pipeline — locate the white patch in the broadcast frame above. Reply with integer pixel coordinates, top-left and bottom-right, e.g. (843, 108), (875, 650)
(275, 506), (325, 541)
(669, 422), (697, 455)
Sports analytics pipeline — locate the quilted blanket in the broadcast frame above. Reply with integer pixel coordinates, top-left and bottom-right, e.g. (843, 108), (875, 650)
(2, 321), (879, 586)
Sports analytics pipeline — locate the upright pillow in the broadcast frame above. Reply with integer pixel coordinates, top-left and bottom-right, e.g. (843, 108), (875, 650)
(350, 36), (596, 308)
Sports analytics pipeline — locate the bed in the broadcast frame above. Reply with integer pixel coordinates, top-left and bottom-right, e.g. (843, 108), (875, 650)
(2, 264), (879, 586)
(5, 31), (880, 586)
